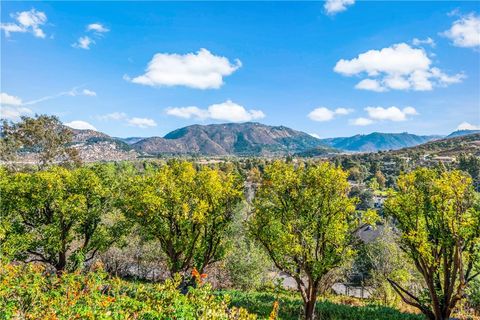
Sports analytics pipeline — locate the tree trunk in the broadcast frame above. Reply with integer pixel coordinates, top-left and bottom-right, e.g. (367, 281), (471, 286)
(304, 290), (318, 320)
(56, 251), (67, 274)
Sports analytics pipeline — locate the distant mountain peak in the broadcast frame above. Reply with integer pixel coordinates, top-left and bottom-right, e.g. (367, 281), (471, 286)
(134, 122), (329, 156)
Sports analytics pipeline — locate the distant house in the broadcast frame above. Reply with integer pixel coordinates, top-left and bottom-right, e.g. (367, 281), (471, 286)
(373, 194), (387, 208)
(430, 156), (456, 163)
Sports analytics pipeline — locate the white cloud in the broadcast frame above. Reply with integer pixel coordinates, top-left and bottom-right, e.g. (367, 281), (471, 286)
(412, 37), (436, 47)
(0, 92), (22, 106)
(23, 87), (97, 105)
(126, 48), (242, 89)
(442, 14), (480, 48)
(64, 120), (97, 131)
(334, 43), (464, 91)
(72, 36), (94, 50)
(0, 9), (47, 38)
(166, 100), (265, 122)
(354, 79), (386, 92)
(1, 106), (33, 121)
(97, 112), (128, 121)
(309, 133), (321, 139)
(127, 117), (157, 128)
(87, 23), (109, 33)
(165, 106), (209, 119)
(349, 106), (418, 126)
(457, 121), (480, 131)
(308, 107), (353, 122)
(350, 117), (374, 126)
(0, 92), (32, 120)
(82, 89), (97, 96)
(365, 106), (418, 122)
(324, 0), (355, 15)
(97, 112), (156, 128)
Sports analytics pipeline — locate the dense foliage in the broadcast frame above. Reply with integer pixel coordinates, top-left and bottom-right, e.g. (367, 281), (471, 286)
(0, 166), (126, 272)
(0, 262), (255, 319)
(121, 161), (243, 276)
(249, 161), (371, 319)
(385, 169), (480, 319)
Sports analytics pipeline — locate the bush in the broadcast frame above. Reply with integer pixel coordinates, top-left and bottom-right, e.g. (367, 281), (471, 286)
(0, 263), (256, 319)
(222, 290), (424, 320)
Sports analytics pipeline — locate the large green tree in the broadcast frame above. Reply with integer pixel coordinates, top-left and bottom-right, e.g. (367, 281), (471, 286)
(385, 168), (480, 320)
(122, 161), (243, 276)
(0, 115), (80, 169)
(248, 161), (358, 320)
(0, 166), (124, 272)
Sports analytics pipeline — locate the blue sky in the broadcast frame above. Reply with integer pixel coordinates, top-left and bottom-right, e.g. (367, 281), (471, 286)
(1, 1), (479, 138)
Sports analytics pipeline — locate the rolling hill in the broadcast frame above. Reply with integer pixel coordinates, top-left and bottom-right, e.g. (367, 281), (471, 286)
(132, 122), (330, 156)
(446, 129), (480, 139)
(389, 132), (480, 157)
(320, 132), (442, 152)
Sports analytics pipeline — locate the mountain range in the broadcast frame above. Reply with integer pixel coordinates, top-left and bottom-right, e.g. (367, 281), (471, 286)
(320, 132), (442, 152)
(69, 122), (480, 158)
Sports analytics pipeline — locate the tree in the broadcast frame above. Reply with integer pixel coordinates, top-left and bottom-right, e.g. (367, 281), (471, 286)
(349, 186), (374, 210)
(385, 168), (480, 320)
(0, 115), (80, 169)
(458, 154), (480, 191)
(248, 161), (357, 320)
(374, 170), (386, 189)
(355, 223), (419, 306)
(122, 161), (243, 277)
(0, 166), (124, 272)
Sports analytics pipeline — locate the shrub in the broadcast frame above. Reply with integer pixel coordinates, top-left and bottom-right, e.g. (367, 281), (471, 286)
(0, 263), (256, 319)
(222, 290), (424, 320)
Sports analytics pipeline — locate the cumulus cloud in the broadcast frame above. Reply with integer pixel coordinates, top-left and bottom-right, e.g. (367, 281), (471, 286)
(127, 117), (157, 128)
(309, 133), (321, 139)
(457, 121), (480, 130)
(324, 0), (355, 15)
(86, 23), (109, 33)
(0, 9), (47, 38)
(308, 107), (353, 122)
(350, 106), (418, 126)
(64, 120), (97, 131)
(0, 92), (22, 106)
(166, 100), (265, 122)
(72, 36), (94, 50)
(126, 49), (242, 89)
(350, 117), (374, 126)
(334, 43), (464, 91)
(442, 13), (480, 48)
(96, 112), (156, 128)
(0, 92), (32, 120)
(412, 37), (436, 47)
(365, 106), (418, 121)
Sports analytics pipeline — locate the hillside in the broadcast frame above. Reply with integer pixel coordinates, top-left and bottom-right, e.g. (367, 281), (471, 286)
(320, 132), (441, 152)
(68, 128), (138, 162)
(132, 122), (331, 156)
(446, 129), (480, 138)
(390, 132), (480, 157)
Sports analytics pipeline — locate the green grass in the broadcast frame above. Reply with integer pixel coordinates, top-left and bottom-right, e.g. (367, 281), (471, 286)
(220, 290), (425, 320)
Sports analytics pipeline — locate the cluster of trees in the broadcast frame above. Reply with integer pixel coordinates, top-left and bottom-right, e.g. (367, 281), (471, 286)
(1, 116), (479, 320)
(1, 160), (479, 319)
